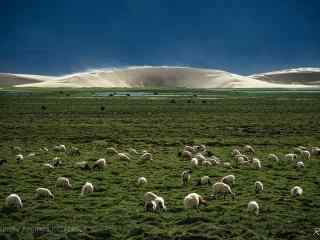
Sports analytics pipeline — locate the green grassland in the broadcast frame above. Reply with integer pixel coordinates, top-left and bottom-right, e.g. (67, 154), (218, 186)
(0, 88), (320, 240)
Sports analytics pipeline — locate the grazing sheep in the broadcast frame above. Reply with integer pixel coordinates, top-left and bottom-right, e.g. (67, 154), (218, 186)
(244, 145), (255, 154)
(137, 177), (148, 185)
(0, 159), (8, 166)
(184, 193), (207, 209)
(190, 158), (199, 168)
(222, 175), (235, 186)
(301, 150), (311, 161)
(53, 144), (66, 152)
(247, 201), (259, 215)
(75, 161), (91, 170)
(181, 170), (192, 185)
(16, 154), (24, 164)
(285, 153), (297, 162)
(255, 181), (264, 194)
(145, 200), (157, 212)
(56, 177), (72, 189)
(143, 192), (166, 211)
(296, 161), (305, 169)
(212, 182), (235, 200)
(93, 158), (106, 169)
(5, 194), (23, 209)
(252, 158), (261, 169)
(69, 146), (80, 156)
(118, 153), (130, 161)
(43, 163), (55, 169)
(141, 152), (153, 161)
(35, 188), (54, 199)
(291, 186), (303, 197)
(268, 154), (279, 162)
(181, 150), (193, 160)
(81, 182), (94, 196)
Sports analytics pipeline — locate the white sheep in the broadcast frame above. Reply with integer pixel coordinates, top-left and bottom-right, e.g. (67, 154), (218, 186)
(56, 177), (72, 189)
(212, 182), (235, 199)
(5, 194), (23, 209)
(141, 152), (153, 161)
(255, 181), (264, 194)
(268, 154), (279, 162)
(285, 153), (297, 162)
(137, 177), (148, 185)
(118, 152), (130, 161)
(184, 193), (207, 209)
(244, 145), (255, 154)
(35, 188), (54, 199)
(247, 201), (259, 215)
(190, 158), (199, 168)
(181, 170), (192, 185)
(296, 161), (305, 169)
(301, 150), (311, 161)
(81, 182), (94, 196)
(222, 175), (235, 186)
(252, 158), (261, 169)
(143, 192), (166, 211)
(93, 158), (106, 169)
(291, 186), (303, 197)
(16, 154), (24, 164)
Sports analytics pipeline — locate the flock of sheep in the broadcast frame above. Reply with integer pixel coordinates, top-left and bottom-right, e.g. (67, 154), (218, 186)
(2, 143), (320, 217)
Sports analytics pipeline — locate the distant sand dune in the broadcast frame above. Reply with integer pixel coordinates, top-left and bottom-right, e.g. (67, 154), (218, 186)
(0, 66), (319, 88)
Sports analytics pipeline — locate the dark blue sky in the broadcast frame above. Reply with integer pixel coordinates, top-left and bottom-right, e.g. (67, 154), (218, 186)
(1, 0), (320, 75)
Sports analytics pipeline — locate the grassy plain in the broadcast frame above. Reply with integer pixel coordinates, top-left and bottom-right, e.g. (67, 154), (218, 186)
(0, 88), (319, 240)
